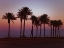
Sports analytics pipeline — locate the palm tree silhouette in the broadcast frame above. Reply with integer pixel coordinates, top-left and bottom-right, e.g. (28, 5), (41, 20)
(54, 20), (58, 37)
(17, 9), (24, 38)
(2, 12), (16, 38)
(20, 7), (32, 37)
(50, 20), (61, 38)
(39, 17), (42, 37)
(50, 20), (55, 38)
(34, 19), (40, 37)
(53, 21), (55, 38)
(57, 20), (63, 37)
(40, 14), (50, 37)
(30, 15), (37, 38)
(50, 20), (54, 37)
(39, 23), (42, 37)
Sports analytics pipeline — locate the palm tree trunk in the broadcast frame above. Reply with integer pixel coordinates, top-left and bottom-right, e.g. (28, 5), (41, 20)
(44, 24), (45, 38)
(57, 26), (58, 37)
(58, 26), (60, 37)
(53, 25), (54, 38)
(51, 26), (52, 37)
(23, 19), (25, 37)
(40, 25), (41, 37)
(36, 27), (38, 37)
(55, 27), (56, 37)
(8, 19), (10, 38)
(8, 23), (10, 38)
(20, 21), (22, 38)
(32, 23), (33, 38)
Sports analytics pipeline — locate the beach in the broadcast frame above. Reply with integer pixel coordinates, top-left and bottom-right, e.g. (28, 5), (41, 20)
(0, 38), (64, 48)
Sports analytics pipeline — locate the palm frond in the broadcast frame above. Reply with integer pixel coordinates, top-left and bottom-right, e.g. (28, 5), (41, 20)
(2, 15), (7, 19)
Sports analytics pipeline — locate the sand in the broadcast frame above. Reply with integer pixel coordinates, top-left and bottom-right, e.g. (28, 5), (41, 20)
(0, 38), (64, 48)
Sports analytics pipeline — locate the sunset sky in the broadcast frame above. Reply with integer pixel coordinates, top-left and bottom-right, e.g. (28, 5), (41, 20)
(0, 0), (64, 37)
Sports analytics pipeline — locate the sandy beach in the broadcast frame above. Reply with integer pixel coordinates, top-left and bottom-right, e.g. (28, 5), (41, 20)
(0, 38), (64, 48)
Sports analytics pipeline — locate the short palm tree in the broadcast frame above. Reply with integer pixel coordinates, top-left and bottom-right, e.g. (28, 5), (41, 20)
(57, 20), (63, 37)
(50, 20), (56, 37)
(2, 12), (16, 38)
(19, 7), (32, 37)
(30, 15), (37, 38)
(38, 23), (42, 37)
(50, 20), (54, 37)
(39, 17), (42, 37)
(54, 20), (58, 37)
(34, 19), (40, 37)
(40, 14), (50, 37)
(53, 21), (55, 37)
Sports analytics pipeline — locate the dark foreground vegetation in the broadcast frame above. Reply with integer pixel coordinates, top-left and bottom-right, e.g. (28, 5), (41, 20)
(0, 38), (64, 48)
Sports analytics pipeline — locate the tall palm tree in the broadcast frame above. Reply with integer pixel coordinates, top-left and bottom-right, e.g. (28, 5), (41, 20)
(17, 10), (24, 38)
(40, 14), (50, 37)
(30, 15), (37, 38)
(19, 7), (32, 37)
(57, 20), (63, 37)
(2, 12), (16, 38)
(34, 19), (40, 37)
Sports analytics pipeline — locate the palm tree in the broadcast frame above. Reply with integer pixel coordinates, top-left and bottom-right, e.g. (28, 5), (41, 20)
(2, 12), (16, 38)
(52, 21), (55, 38)
(19, 7), (32, 37)
(50, 20), (54, 37)
(51, 20), (60, 38)
(39, 17), (42, 37)
(50, 20), (56, 38)
(39, 23), (42, 37)
(57, 20), (63, 37)
(34, 19), (40, 37)
(54, 20), (58, 37)
(40, 14), (50, 37)
(17, 10), (24, 38)
(30, 15), (37, 38)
